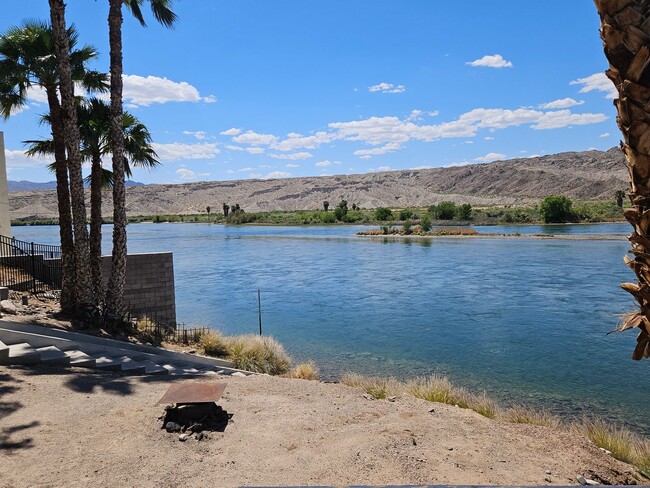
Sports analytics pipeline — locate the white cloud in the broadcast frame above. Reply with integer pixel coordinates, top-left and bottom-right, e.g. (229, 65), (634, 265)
(315, 160), (332, 167)
(368, 82), (406, 94)
(225, 145), (243, 151)
(221, 128), (242, 136)
(269, 152), (312, 160)
(484, 136), (495, 140)
(238, 167), (254, 172)
(329, 106), (607, 146)
(226, 169), (234, 174)
(539, 98), (584, 109)
(232, 130), (278, 146)
(25, 85), (49, 104)
(152, 142), (220, 161)
(122, 74), (212, 107)
(176, 168), (209, 180)
(531, 110), (608, 130)
(4, 149), (48, 172)
(466, 54), (513, 68)
(203, 95), (218, 103)
(183, 130), (207, 140)
(246, 147), (265, 154)
(354, 142), (402, 159)
(285, 163), (300, 168)
(570, 73), (618, 99)
(475, 152), (506, 162)
(410, 165), (433, 170)
(372, 166), (392, 172)
(271, 131), (332, 151)
(600, 132), (610, 137)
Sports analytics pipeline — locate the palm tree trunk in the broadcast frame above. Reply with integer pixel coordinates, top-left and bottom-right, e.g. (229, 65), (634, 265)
(90, 154), (104, 307)
(45, 87), (76, 313)
(106, 0), (128, 320)
(595, 0), (650, 359)
(48, 0), (94, 315)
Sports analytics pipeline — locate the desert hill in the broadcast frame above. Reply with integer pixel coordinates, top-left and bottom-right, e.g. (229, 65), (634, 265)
(8, 148), (628, 219)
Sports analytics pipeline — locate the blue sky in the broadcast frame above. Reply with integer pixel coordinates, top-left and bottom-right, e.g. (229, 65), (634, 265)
(1, 1), (620, 184)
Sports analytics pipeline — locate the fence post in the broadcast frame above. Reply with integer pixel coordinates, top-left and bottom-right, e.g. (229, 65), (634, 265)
(30, 242), (36, 294)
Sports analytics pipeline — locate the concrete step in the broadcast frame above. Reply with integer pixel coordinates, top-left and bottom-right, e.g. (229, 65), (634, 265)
(0, 342), (41, 365)
(92, 355), (126, 371)
(112, 356), (146, 374)
(0, 339), (8, 361)
(35, 346), (70, 365)
(162, 364), (201, 375)
(137, 360), (169, 375)
(64, 350), (96, 368)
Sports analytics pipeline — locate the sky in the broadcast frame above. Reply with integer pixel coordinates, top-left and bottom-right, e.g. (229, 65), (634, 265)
(0, 1), (621, 184)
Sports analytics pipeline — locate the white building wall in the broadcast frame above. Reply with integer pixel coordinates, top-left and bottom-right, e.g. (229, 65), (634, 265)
(0, 132), (12, 237)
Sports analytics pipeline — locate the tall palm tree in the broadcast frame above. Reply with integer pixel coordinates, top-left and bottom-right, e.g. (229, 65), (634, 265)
(594, 1), (650, 359)
(0, 20), (106, 313)
(25, 98), (159, 305)
(106, 0), (176, 321)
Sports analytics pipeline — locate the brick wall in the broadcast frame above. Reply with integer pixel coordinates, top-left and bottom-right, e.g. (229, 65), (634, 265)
(102, 252), (176, 325)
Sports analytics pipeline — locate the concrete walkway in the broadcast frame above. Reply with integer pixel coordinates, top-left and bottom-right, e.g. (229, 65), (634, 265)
(0, 320), (250, 376)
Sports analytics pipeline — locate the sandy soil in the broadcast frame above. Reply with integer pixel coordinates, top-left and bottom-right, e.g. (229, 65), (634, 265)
(0, 364), (644, 488)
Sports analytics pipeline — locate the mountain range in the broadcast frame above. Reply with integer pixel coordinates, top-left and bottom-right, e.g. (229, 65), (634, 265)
(8, 148), (628, 220)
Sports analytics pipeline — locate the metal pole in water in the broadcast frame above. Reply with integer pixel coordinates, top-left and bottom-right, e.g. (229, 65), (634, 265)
(258, 288), (262, 336)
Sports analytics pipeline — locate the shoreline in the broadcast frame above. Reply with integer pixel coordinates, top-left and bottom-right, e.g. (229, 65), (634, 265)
(357, 232), (627, 241)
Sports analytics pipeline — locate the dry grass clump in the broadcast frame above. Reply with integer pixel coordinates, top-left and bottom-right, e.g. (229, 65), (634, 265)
(200, 330), (229, 358)
(577, 418), (650, 475)
(502, 405), (562, 429)
(226, 334), (292, 375)
(289, 361), (320, 380)
(340, 373), (404, 399)
(430, 228), (478, 236)
(405, 375), (499, 418)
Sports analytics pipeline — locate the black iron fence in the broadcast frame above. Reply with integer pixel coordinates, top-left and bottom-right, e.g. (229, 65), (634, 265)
(0, 235), (63, 293)
(135, 314), (208, 344)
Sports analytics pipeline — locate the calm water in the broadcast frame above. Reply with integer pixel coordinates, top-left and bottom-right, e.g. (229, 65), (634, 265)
(12, 222), (650, 434)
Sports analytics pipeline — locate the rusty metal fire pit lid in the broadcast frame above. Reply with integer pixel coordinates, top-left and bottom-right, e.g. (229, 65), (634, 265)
(157, 382), (227, 405)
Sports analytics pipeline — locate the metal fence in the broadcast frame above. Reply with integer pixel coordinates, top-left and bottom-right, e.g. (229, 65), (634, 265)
(134, 314), (209, 344)
(0, 235), (63, 293)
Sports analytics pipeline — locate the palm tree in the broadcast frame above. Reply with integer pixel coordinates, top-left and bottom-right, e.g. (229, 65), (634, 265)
(25, 98), (159, 305)
(615, 189), (626, 208)
(106, 0), (176, 321)
(594, 1), (650, 359)
(0, 20), (106, 313)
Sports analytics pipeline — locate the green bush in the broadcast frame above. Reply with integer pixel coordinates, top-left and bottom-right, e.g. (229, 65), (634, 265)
(399, 208), (417, 220)
(540, 196), (574, 223)
(334, 207), (346, 221)
(320, 211), (336, 223)
(455, 203), (472, 220)
(374, 207), (394, 221)
(429, 201), (456, 220)
(403, 220), (413, 235)
(420, 214), (432, 232)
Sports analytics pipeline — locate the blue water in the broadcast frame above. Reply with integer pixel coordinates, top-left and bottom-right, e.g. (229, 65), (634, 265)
(12, 222), (650, 434)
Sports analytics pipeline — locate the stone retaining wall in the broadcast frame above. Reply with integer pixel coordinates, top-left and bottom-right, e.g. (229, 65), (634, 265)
(102, 252), (176, 325)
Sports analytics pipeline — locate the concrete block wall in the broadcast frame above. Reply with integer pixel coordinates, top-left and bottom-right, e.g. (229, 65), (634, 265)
(101, 252), (176, 325)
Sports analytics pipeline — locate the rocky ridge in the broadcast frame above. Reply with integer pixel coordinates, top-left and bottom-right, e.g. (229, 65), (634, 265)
(8, 147), (628, 219)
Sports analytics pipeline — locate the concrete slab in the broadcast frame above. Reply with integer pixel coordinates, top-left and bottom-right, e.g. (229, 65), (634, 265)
(138, 360), (169, 375)
(0, 339), (8, 361)
(112, 356), (146, 374)
(35, 345), (70, 365)
(64, 349), (96, 368)
(1, 342), (40, 365)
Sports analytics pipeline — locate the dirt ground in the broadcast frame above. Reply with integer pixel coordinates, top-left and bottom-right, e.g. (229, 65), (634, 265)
(0, 364), (644, 488)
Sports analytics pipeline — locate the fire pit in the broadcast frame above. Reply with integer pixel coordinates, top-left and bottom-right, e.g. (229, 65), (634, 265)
(157, 382), (231, 440)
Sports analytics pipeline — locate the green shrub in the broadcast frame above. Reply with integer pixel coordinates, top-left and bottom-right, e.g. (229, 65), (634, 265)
(374, 207), (394, 221)
(399, 208), (417, 220)
(402, 220), (413, 235)
(320, 211), (336, 223)
(420, 214), (432, 232)
(429, 201), (457, 220)
(455, 203), (472, 220)
(540, 196), (574, 223)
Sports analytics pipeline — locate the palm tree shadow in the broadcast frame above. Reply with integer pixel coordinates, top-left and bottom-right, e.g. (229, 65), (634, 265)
(0, 369), (37, 451)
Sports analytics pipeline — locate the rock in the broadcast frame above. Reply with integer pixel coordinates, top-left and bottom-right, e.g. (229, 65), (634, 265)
(545, 477), (552, 483)
(599, 447), (612, 455)
(545, 470), (552, 475)
(362, 393), (374, 400)
(195, 432), (207, 441)
(230, 372), (247, 378)
(447, 446), (454, 451)
(428, 407), (435, 413)
(178, 433), (190, 442)
(0, 300), (16, 314)
(387, 396), (397, 402)
(577, 475), (598, 485)
(165, 422), (181, 433)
